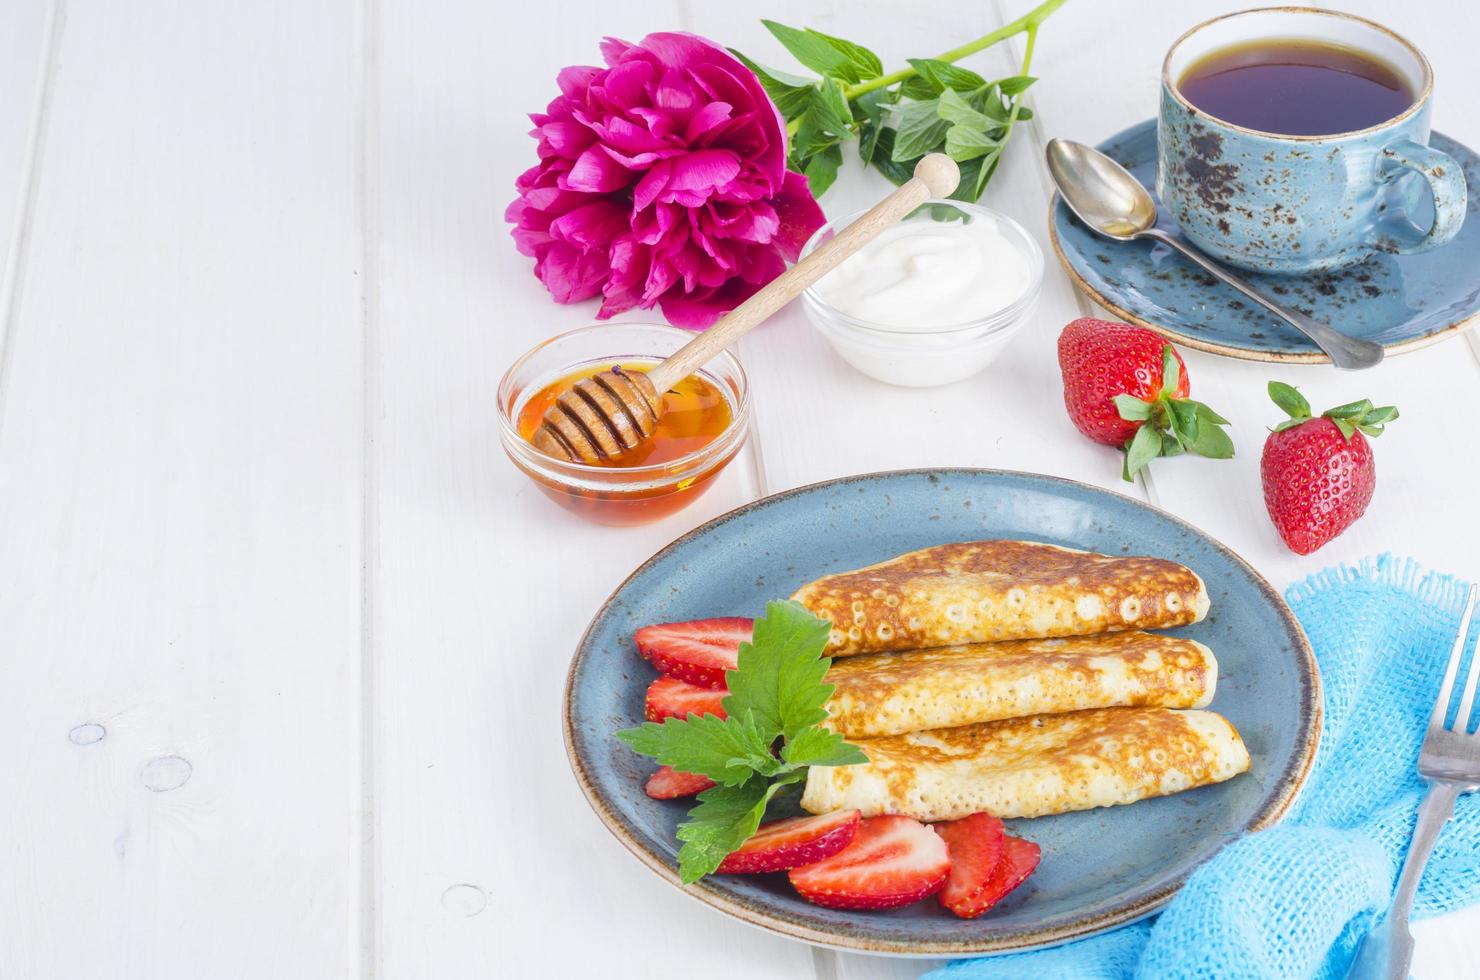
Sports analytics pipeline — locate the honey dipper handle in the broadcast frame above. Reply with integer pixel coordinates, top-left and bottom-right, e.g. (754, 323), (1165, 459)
(645, 153), (961, 393)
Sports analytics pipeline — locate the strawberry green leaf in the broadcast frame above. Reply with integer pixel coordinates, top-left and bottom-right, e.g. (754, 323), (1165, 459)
(1123, 423), (1163, 481)
(1159, 345), (1180, 397)
(1113, 394), (1154, 422)
(1330, 416), (1357, 441)
(1189, 403), (1235, 458)
(1268, 381), (1311, 421)
(1364, 405), (1400, 426)
(1325, 399), (1373, 420)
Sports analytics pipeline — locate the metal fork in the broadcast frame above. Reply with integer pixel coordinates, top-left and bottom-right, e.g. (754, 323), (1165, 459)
(1348, 583), (1480, 980)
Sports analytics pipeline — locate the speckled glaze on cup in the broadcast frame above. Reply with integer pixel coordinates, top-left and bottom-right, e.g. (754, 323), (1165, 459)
(1158, 8), (1467, 274)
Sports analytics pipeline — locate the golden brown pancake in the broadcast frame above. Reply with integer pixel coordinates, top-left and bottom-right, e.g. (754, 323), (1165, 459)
(792, 540), (1210, 656)
(823, 631), (1217, 738)
(801, 707), (1250, 822)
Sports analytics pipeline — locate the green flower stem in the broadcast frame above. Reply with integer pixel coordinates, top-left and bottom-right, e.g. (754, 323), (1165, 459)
(840, 0), (1067, 101)
(997, 23), (1040, 146)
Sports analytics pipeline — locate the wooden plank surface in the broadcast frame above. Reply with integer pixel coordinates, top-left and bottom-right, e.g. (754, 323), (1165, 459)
(0, 2), (365, 977)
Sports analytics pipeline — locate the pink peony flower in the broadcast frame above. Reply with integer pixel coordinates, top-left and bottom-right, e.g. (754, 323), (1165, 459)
(506, 32), (826, 329)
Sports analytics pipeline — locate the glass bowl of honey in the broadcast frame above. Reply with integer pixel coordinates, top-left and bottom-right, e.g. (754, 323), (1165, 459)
(498, 322), (750, 526)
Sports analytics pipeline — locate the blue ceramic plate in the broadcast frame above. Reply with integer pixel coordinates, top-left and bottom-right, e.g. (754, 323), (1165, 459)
(564, 470), (1320, 955)
(1050, 121), (1480, 363)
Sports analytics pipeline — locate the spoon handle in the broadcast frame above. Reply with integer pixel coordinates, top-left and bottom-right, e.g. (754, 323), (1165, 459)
(1137, 227), (1384, 370)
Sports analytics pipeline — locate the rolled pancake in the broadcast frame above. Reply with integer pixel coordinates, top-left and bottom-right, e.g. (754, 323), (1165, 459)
(823, 631), (1217, 738)
(801, 707), (1249, 822)
(792, 540), (1210, 656)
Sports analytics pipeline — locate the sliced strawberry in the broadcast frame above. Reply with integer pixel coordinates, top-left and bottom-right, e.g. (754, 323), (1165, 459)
(934, 813), (1007, 917)
(644, 675), (727, 723)
(635, 617), (752, 689)
(644, 766), (715, 800)
(943, 834), (1040, 919)
(718, 810), (860, 875)
(788, 814), (950, 910)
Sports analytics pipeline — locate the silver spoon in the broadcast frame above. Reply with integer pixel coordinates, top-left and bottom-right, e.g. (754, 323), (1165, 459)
(1046, 138), (1384, 370)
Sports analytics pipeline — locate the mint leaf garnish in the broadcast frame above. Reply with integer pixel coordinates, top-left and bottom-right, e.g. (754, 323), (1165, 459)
(616, 601), (868, 883)
(724, 600), (834, 741)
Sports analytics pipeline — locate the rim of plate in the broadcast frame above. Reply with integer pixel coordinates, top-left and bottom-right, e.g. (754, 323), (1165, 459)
(562, 467), (1322, 956)
(1046, 124), (1480, 364)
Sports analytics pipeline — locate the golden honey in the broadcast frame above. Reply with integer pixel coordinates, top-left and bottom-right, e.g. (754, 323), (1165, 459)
(513, 361), (740, 524)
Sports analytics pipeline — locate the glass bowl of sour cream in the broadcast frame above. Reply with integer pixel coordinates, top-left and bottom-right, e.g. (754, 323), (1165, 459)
(800, 199), (1043, 387)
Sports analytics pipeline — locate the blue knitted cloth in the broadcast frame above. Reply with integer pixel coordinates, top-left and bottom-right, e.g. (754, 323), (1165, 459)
(930, 556), (1480, 980)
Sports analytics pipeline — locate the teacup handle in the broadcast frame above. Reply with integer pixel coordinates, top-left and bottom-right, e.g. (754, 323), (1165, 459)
(1377, 139), (1467, 255)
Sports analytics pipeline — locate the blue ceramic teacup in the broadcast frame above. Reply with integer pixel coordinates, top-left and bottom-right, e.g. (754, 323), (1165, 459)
(1157, 8), (1466, 275)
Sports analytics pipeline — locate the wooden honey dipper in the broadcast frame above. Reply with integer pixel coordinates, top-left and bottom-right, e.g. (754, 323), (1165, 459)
(530, 153), (962, 463)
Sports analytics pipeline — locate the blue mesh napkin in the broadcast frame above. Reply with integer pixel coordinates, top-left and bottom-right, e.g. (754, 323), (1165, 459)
(930, 556), (1480, 980)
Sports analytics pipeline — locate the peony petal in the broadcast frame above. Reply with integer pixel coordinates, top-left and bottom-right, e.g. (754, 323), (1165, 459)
(539, 121), (595, 159)
(561, 145), (633, 193)
(599, 36), (635, 67)
(632, 160), (670, 212)
(653, 69), (699, 116)
(537, 241), (608, 304)
(666, 149), (740, 196)
(548, 200), (630, 248)
(555, 65), (601, 100)
(592, 59), (652, 112)
(771, 170), (826, 261)
(684, 101), (733, 144)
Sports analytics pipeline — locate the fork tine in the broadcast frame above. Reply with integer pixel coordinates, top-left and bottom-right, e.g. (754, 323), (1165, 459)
(1444, 586), (1480, 734)
(1430, 584), (1477, 730)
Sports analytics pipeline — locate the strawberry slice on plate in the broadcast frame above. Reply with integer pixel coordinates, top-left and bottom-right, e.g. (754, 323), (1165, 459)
(788, 814), (950, 910)
(934, 812), (1007, 918)
(644, 766), (715, 800)
(941, 829), (1040, 919)
(935, 813), (1008, 915)
(644, 675), (727, 723)
(635, 617), (752, 689)
(717, 810), (860, 875)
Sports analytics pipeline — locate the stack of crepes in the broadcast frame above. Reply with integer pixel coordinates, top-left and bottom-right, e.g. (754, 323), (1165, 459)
(794, 541), (1251, 822)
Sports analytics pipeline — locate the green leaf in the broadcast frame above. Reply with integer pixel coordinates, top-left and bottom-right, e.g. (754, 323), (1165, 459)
(780, 726), (869, 769)
(899, 75), (940, 100)
(674, 778), (782, 883)
(854, 90), (893, 165)
(937, 88), (995, 130)
(805, 27), (882, 80)
(615, 710), (778, 786)
(1123, 423), (1163, 481)
(1159, 345), (1181, 397)
(907, 58), (987, 94)
(728, 50), (815, 120)
(812, 79), (854, 137)
(1166, 399), (1200, 447)
(1114, 395), (1154, 422)
(870, 129), (917, 185)
(998, 74), (1038, 96)
(1330, 416), (1357, 441)
(1364, 405), (1400, 426)
(1325, 398), (1373, 420)
(944, 124), (999, 162)
(762, 21), (859, 82)
(889, 100), (950, 162)
(1016, 105), (1034, 120)
(1189, 402), (1235, 458)
(1267, 381), (1310, 421)
(723, 600), (835, 741)
(803, 144), (843, 198)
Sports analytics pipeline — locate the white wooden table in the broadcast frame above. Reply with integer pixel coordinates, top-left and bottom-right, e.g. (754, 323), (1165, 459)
(0, 1), (1476, 977)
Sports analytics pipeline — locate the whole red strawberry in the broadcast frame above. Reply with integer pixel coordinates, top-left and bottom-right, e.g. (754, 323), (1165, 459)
(1260, 382), (1399, 555)
(1057, 318), (1232, 479)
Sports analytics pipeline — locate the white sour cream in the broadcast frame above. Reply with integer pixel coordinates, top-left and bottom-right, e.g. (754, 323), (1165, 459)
(814, 215), (1030, 328)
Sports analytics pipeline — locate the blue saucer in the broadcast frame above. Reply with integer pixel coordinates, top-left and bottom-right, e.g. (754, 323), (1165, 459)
(1050, 121), (1480, 363)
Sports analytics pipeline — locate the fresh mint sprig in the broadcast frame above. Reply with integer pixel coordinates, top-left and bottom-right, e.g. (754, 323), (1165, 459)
(616, 600), (868, 883)
(731, 0), (1066, 200)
